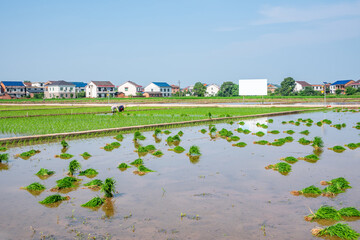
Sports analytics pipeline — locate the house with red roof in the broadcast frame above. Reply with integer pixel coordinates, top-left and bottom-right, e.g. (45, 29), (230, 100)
(294, 81), (312, 92)
(86, 81), (116, 98)
(118, 81), (143, 96)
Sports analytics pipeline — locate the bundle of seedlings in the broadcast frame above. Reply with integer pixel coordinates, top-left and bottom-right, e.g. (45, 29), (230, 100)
(316, 121), (323, 127)
(84, 179), (103, 189)
(133, 131), (146, 141)
(311, 223), (359, 240)
(322, 119), (332, 124)
(22, 182), (46, 192)
(290, 185), (322, 197)
(311, 137), (324, 149)
(187, 146), (201, 156)
(0, 147), (7, 152)
(17, 149), (40, 159)
(36, 168), (55, 179)
(305, 206), (342, 222)
(118, 163), (130, 170)
(200, 129), (207, 134)
(101, 178), (116, 198)
(283, 130), (295, 135)
(256, 123), (268, 129)
(110, 142), (121, 148)
(177, 131), (184, 137)
(168, 146), (185, 153)
(238, 121), (245, 125)
(39, 194), (70, 205)
(253, 131), (265, 137)
(153, 128), (162, 137)
(243, 129), (251, 134)
(269, 139), (286, 146)
(320, 177), (351, 190)
(81, 196), (105, 208)
(53, 176), (80, 191)
(289, 120), (295, 124)
(280, 156), (298, 164)
(298, 137), (311, 145)
(232, 142), (247, 147)
(268, 130), (280, 134)
(0, 153), (9, 163)
(305, 122), (312, 127)
(55, 153), (73, 159)
(267, 119), (273, 123)
(338, 207), (360, 218)
(300, 130), (310, 135)
(331, 124), (345, 130)
(152, 150), (164, 157)
(219, 128), (233, 138)
(114, 134), (124, 141)
(297, 154), (319, 163)
(68, 160), (81, 175)
(79, 168), (99, 177)
(103, 144), (114, 151)
(80, 152), (92, 159)
(61, 140), (69, 148)
(345, 143), (359, 150)
(265, 162), (292, 174)
(130, 158), (144, 166)
(253, 140), (269, 145)
(133, 165), (156, 175)
(227, 136), (240, 142)
(295, 122), (300, 126)
(144, 145), (156, 152)
(328, 145), (346, 153)
(281, 121), (287, 124)
(163, 130), (171, 135)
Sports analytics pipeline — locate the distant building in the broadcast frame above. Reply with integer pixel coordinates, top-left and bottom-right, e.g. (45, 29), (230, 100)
(0, 81), (26, 98)
(294, 81), (312, 92)
(86, 81), (116, 98)
(267, 83), (279, 93)
(171, 85), (180, 94)
(205, 84), (220, 96)
(143, 92), (162, 98)
(32, 82), (45, 87)
(349, 80), (360, 90)
(44, 81), (76, 99)
(312, 84), (323, 92)
(118, 81), (143, 96)
(144, 82), (172, 97)
(70, 82), (87, 94)
(330, 80), (355, 94)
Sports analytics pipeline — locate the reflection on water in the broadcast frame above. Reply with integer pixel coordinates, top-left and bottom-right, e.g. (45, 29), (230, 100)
(0, 111), (359, 239)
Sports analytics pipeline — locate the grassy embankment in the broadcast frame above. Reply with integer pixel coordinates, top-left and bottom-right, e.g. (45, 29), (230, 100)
(0, 107), (320, 136)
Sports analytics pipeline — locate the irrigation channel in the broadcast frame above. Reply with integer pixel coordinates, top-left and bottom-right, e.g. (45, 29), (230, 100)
(0, 110), (359, 239)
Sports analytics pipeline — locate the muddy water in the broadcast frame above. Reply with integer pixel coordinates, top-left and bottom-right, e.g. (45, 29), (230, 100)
(0, 111), (359, 240)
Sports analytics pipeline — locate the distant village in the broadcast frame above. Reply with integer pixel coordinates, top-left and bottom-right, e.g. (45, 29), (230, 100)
(0, 79), (359, 99)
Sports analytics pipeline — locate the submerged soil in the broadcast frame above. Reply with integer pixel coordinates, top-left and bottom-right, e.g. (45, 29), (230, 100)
(0, 110), (359, 239)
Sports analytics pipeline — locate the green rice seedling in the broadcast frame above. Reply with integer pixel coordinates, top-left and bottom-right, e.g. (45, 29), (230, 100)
(136, 146), (148, 154)
(103, 144), (114, 151)
(243, 129), (251, 134)
(110, 142), (121, 148)
(345, 143), (358, 149)
(118, 163), (130, 169)
(232, 142), (247, 147)
(281, 121), (287, 124)
(187, 145), (201, 156)
(322, 185), (345, 196)
(260, 124), (268, 129)
(133, 131), (146, 140)
(101, 178), (116, 198)
(306, 206), (342, 221)
(291, 185), (322, 196)
(68, 160), (81, 175)
(130, 158), (143, 166)
(342, 123), (346, 128)
(253, 131), (265, 137)
(36, 168), (54, 177)
(322, 119), (332, 124)
(312, 223), (360, 239)
(300, 130), (310, 135)
(306, 118), (314, 123)
(145, 145), (156, 152)
(298, 154), (319, 162)
(61, 140), (69, 148)
(19, 149), (40, 159)
(312, 136), (324, 149)
(328, 145), (346, 153)
(39, 194), (68, 205)
(316, 121), (323, 127)
(229, 121), (234, 125)
(235, 128), (243, 133)
(166, 136), (174, 143)
(227, 136), (240, 142)
(355, 125), (360, 130)
(268, 130), (280, 134)
(306, 122), (312, 127)
(24, 182), (46, 191)
(138, 165), (155, 172)
(79, 168), (99, 177)
(238, 121), (245, 125)
(177, 131), (184, 136)
(200, 129), (207, 134)
(267, 119), (273, 123)
(297, 118), (303, 122)
(338, 207), (360, 217)
(289, 120), (295, 124)
(284, 136), (294, 142)
(152, 150), (163, 157)
(114, 134), (124, 141)
(81, 196), (104, 208)
(154, 128), (162, 136)
(56, 176), (79, 189)
(0, 153), (9, 162)
(219, 128), (233, 137)
(332, 124), (342, 130)
(163, 130), (171, 135)
(270, 140), (285, 146)
(322, 177), (351, 190)
(281, 156), (298, 164)
(55, 153), (73, 159)
(172, 135), (181, 142)
(80, 152), (92, 159)
(265, 162), (291, 174)
(298, 137), (311, 145)
(84, 179), (103, 188)
(171, 146), (186, 153)
(295, 122), (300, 126)
(0, 147), (7, 152)
(284, 130), (295, 135)
(254, 140), (269, 145)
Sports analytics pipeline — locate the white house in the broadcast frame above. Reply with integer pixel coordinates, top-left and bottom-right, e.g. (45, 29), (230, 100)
(294, 81), (312, 92)
(70, 82), (87, 94)
(86, 81), (116, 98)
(144, 82), (172, 97)
(205, 84), (220, 96)
(0, 81), (26, 98)
(118, 81), (143, 96)
(44, 81), (76, 99)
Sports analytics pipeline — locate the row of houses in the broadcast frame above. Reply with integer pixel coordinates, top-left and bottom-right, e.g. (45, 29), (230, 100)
(1, 79), (359, 99)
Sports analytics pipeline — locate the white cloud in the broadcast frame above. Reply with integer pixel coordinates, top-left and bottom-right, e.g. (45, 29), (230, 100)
(254, 1), (360, 25)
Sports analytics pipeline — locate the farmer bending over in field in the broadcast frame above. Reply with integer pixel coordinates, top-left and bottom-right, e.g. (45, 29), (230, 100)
(118, 105), (125, 112)
(111, 105), (117, 113)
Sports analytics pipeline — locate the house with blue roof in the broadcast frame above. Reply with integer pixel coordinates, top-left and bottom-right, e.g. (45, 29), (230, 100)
(70, 82), (87, 95)
(144, 82), (172, 97)
(0, 81), (26, 98)
(330, 80), (354, 94)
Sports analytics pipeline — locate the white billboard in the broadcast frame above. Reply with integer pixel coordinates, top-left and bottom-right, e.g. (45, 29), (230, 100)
(238, 79), (268, 96)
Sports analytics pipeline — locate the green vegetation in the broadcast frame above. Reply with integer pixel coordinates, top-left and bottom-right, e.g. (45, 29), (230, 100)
(305, 122), (312, 127)
(316, 121), (323, 127)
(312, 136), (324, 149)
(325, 177), (352, 190)
(118, 163), (130, 169)
(103, 144), (114, 151)
(281, 121), (287, 124)
(101, 178), (116, 198)
(282, 156), (298, 164)
(301, 185), (322, 195)
(24, 182), (46, 191)
(238, 121), (245, 125)
(0, 153), (9, 162)
(56, 153), (73, 159)
(188, 145), (201, 156)
(254, 131), (265, 137)
(68, 160), (81, 175)
(254, 140), (269, 145)
(307, 206), (342, 221)
(268, 130), (280, 134)
(284, 130), (295, 135)
(154, 128), (162, 136)
(138, 165), (155, 173)
(36, 168), (54, 177)
(130, 158), (143, 166)
(0, 147), (7, 151)
(232, 142), (247, 147)
(163, 130), (171, 135)
(177, 131), (184, 136)
(81, 196), (104, 208)
(219, 128), (233, 137)
(300, 130), (310, 135)
(169, 146), (185, 153)
(84, 179), (103, 187)
(328, 145), (346, 152)
(114, 134), (124, 141)
(39, 194), (68, 205)
(200, 129), (207, 134)
(134, 131), (146, 140)
(243, 129), (251, 134)
(298, 137), (311, 145)
(61, 140), (68, 148)
(256, 123), (268, 129)
(56, 176), (79, 189)
(80, 152), (92, 159)
(339, 207), (360, 217)
(110, 142), (121, 148)
(227, 136), (240, 142)
(322, 119), (332, 124)
(145, 145), (156, 152)
(19, 149), (40, 159)
(267, 119), (273, 123)
(79, 168), (98, 177)
(345, 143), (358, 149)
(298, 154), (319, 162)
(313, 223), (360, 240)
(152, 150), (163, 156)
(266, 162), (292, 174)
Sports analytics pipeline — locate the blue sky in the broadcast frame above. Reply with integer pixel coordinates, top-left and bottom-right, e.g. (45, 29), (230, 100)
(0, 0), (359, 87)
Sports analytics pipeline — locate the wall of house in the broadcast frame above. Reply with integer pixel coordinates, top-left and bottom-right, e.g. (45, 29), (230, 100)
(45, 85), (75, 99)
(294, 82), (303, 92)
(118, 82), (137, 96)
(206, 85), (219, 96)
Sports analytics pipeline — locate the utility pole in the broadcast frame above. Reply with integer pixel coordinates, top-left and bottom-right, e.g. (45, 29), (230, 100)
(323, 82), (327, 106)
(178, 80), (181, 97)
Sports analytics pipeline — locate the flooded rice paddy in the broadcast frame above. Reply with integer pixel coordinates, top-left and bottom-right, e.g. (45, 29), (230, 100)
(0, 110), (359, 239)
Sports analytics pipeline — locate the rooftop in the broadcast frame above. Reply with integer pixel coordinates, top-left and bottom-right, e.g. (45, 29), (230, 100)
(295, 81), (312, 87)
(91, 81), (115, 87)
(70, 82), (87, 88)
(1, 81), (25, 87)
(152, 82), (171, 87)
(127, 81), (142, 88)
(331, 80), (353, 85)
(46, 80), (75, 86)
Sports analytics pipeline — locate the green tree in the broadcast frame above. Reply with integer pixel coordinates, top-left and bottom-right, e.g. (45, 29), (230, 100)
(299, 86), (318, 96)
(345, 86), (356, 95)
(335, 89), (342, 95)
(193, 82), (206, 97)
(218, 82), (238, 97)
(280, 77), (296, 96)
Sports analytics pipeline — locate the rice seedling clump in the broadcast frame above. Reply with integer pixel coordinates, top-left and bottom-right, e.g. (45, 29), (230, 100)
(254, 140), (268, 145)
(68, 160), (81, 175)
(130, 158), (143, 166)
(79, 168), (99, 177)
(312, 137), (324, 149)
(282, 156), (298, 164)
(306, 206), (342, 221)
(145, 145), (156, 152)
(154, 128), (162, 136)
(188, 146), (201, 156)
(25, 182), (46, 191)
(232, 142), (247, 147)
(56, 153), (73, 159)
(84, 179), (103, 187)
(300, 130), (310, 135)
(316, 121), (323, 127)
(299, 154), (319, 162)
(118, 163), (130, 169)
(152, 150), (163, 156)
(267, 119), (273, 123)
(326, 177), (352, 190)
(81, 196), (104, 208)
(110, 142), (121, 148)
(243, 129), (251, 134)
(0, 147), (7, 152)
(266, 162), (291, 174)
(219, 128), (233, 137)
(134, 131), (146, 140)
(338, 207), (360, 217)
(163, 130), (171, 135)
(101, 178), (116, 198)
(328, 145), (346, 152)
(80, 152), (92, 159)
(227, 136), (240, 142)
(298, 137), (311, 145)
(301, 185), (322, 195)
(268, 130), (280, 134)
(312, 223), (360, 240)
(345, 143), (358, 149)
(19, 149), (40, 159)
(115, 134), (124, 141)
(322, 119), (332, 124)
(103, 144), (114, 151)
(138, 165), (155, 173)
(254, 131), (265, 137)
(169, 146), (185, 153)
(200, 129), (207, 134)
(177, 131), (184, 136)
(56, 176), (79, 189)
(61, 140), (68, 148)
(284, 130), (295, 135)
(238, 121), (245, 125)
(0, 153), (9, 162)
(36, 168), (55, 176)
(39, 194), (68, 204)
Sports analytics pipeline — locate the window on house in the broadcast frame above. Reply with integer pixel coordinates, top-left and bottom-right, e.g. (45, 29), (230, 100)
(60, 87), (63, 91)
(98, 87), (101, 91)
(60, 94), (63, 97)
(125, 87), (128, 91)
(151, 89), (153, 92)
